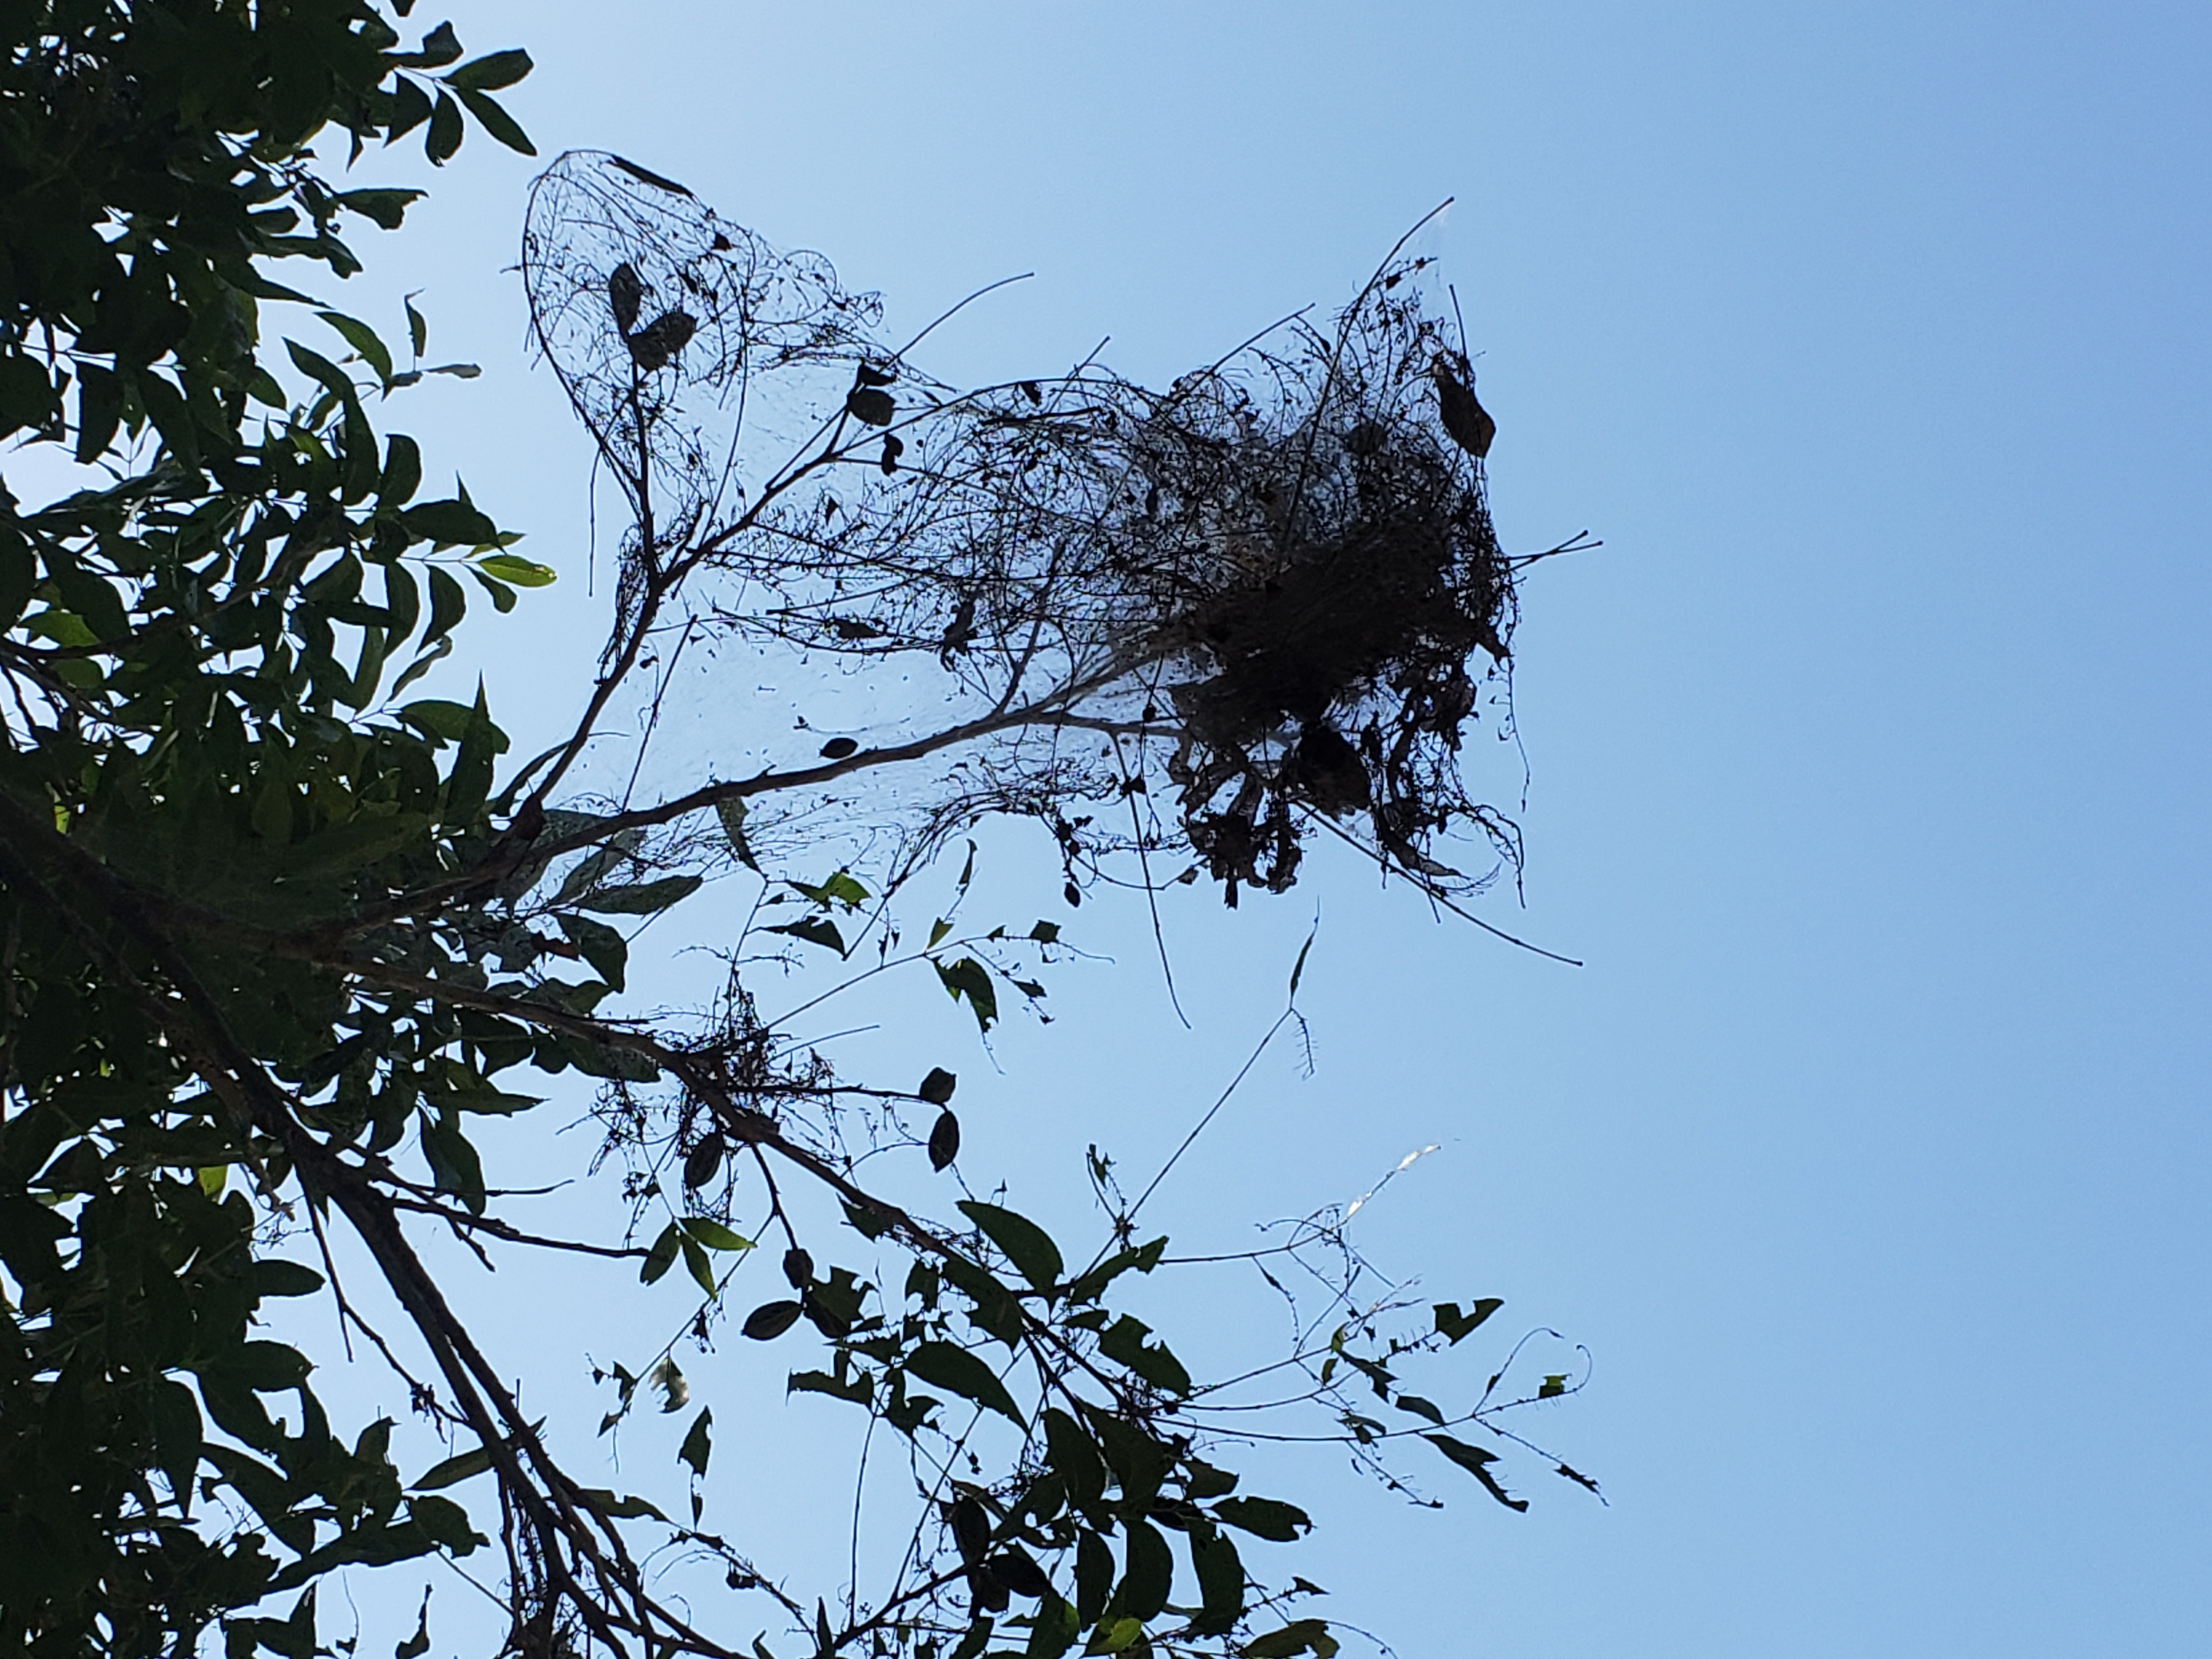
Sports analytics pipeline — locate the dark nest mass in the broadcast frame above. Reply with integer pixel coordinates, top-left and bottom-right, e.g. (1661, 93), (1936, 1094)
(523, 151), (1543, 905)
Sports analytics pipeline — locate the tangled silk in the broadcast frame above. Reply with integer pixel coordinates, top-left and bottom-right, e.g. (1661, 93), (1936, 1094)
(523, 151), (1524, 902)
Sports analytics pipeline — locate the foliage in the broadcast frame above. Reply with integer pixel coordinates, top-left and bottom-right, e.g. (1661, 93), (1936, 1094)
(0, 7), (1593, 1659)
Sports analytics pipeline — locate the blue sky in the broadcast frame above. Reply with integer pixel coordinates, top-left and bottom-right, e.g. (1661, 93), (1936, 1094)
(311, 3), (2209, 1654)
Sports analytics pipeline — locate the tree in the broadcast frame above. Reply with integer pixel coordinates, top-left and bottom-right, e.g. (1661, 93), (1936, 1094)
(0, 6), (1595, 1657)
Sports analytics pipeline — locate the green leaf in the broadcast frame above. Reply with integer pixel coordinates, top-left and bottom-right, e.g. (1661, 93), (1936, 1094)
(1211, 1496), (1311, 1542)
(681, 1217), (754, 1253)
(399, 698), (475, 743)
(442, 683), (505, 824)
(681, 1234), (718, 1297)
(957, 1201), (1062, 1293)
(1422, 1434), (1528, 1512)
(581, 875), (703, 915)
(904, 1340), (1024, 1428)
(919, 1067), (957, 1105)
(677, 1406), (713, 1478)
(475, 553), (555, 587)
(419, 1111), (485, 1214)
(1432, 1298), (1503, 1344)
(411, 1443), (494, 1491)
(788, 869), (869, 909)
(1027, 1592), (1080, 1659)
(715, 797), (760, 870)
(389, 635), (452, 697)
(640, 1222), (681, 1284)
(469, 565), (517, 612)
(556, 913), (628, 992)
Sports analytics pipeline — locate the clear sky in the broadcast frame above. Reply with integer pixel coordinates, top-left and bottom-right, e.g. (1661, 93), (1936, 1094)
(313, 3), (2209, 1654)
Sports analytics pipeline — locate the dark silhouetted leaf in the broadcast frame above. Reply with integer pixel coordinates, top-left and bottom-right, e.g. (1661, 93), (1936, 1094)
(958, 1201), (1062, 1292)
(819, 737), (859, 759)
(1189, 1529), (1245, 1634)
(770, 916), (846, 952)
(1097, 1315), (1190, 1394)
(1042, 1409), (1104, 1507)
(445, 48), (532, 91)
(611, 155), (694, 194)
(743, 1300), (804, 1341)
(682, 1133), (724, 1190)
(1422, 1434), (1528, 1512)
(1395, 1393), (1445, 1426)
(919, 1067), (958, 1105)
(935, 957), (998, 1031)
(949, 1495), (992, 1564)
(394, 1591), (432, 1659)
(1432, 1298), (1502, 1344)
(1432, 361), (1496, 459)
(846, 387), (895, 426)
(929, 1110), (961, 1171)
(1240, 1620), (1338, 1659)
(608, 263), (644, 333)
(1556, 1462), (1604, 1498)
(1211, 1496), (1310, 1542)
(906, 1341), (1023, 1427)
(627, 310), (697, 372)
(1118, 1518), (1172, 1620)
(677, 1406), (712, 1478)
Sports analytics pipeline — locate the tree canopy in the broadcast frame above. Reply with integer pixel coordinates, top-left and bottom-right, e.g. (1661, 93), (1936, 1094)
(0, 5), (1593, 1657)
